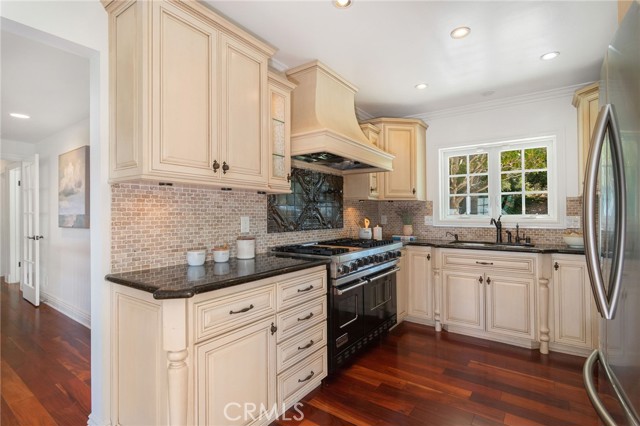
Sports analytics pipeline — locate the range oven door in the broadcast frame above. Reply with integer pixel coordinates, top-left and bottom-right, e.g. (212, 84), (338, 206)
(363, 267), (398, 335)
(332, 278), (365, 356)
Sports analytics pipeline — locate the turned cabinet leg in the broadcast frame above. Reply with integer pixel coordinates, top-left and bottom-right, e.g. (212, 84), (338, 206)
(434, 269), (442, 332)
(539, 278), (550, 354)
(167, 349), (189, 426)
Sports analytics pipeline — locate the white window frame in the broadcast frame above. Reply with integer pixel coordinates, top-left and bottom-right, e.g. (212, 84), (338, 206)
(435, 135), (565, 228)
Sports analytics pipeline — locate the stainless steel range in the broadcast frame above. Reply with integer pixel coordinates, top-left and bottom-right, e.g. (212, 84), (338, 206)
(273, 238), (403, 372)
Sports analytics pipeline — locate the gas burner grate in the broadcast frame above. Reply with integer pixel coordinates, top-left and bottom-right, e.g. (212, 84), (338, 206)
(319, 238), (396, 249)
(273, 245), (349, 256)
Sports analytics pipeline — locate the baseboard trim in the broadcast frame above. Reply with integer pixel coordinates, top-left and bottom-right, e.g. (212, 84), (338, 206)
(42, 291), (91, 329)
(87, 412), (112, 426)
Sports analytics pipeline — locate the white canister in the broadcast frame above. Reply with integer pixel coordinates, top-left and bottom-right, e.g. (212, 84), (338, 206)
(186, 248), (206, 266)
(373, 225), (382, 240)
(358, 228), (372, 239)
(213, 246), (230, 262)
(236, 236), (256, 259)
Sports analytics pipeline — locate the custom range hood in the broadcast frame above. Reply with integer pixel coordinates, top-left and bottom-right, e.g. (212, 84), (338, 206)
(285, 61), (394, 174)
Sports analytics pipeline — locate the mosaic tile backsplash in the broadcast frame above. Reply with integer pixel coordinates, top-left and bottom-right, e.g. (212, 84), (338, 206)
(110, 181), (582, 273)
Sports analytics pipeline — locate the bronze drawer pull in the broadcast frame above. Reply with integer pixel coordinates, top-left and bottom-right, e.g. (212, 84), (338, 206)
(297, 285), (314, 293)
(476, 261), (493, 265)
(297, 312), (314, 322)
(298, 340), (314, 350)
(229, 304), (254, 315)
(298, 371), (315, 383)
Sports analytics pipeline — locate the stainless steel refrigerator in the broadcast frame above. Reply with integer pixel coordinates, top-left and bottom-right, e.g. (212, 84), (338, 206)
(582, 2), (640, 425)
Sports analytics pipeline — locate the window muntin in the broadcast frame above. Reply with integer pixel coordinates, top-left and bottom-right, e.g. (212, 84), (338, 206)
(439, 136), (558, 226)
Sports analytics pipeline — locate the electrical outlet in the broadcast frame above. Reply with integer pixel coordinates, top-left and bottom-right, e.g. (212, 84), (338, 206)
(424, 216), (433, 225)
(380, 215), (387, 225)
(566, 216), (581, 228)
(240, 216), (250, 233)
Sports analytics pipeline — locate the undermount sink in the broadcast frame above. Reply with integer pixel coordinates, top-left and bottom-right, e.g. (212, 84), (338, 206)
(449, 241), (535, 248)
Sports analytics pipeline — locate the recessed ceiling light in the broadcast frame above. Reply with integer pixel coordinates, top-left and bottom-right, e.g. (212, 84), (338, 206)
(333, 0), (352, 8)
(540, 51), (560, 61)
(450, 26), (471, 39)
(415, 83), (428, 90)
(10, 113), (30, 119)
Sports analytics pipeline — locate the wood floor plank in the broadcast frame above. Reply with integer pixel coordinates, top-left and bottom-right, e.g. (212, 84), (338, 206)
(1, 280), (91, 425)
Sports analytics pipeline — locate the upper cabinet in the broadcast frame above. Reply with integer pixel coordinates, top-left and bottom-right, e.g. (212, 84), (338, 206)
(268, 71), (296, 193)
(572, 82), (599, 193)
(105, 0), (276, 191)
(343, 123), (382, 200)
(364, 118), (428, 201)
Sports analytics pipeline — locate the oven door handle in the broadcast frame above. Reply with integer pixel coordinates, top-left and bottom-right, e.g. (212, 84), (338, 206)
(365, 267), (400, 283)
(334, 278), (367, 295)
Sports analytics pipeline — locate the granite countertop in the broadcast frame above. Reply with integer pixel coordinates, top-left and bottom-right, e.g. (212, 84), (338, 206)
(405, 239), (585, 255)
(105, 253), (330, 300)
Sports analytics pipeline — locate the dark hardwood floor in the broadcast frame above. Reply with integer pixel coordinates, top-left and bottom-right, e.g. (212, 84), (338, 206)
(1, 279), (599, 426)
(1, 279), (91, 425)
(275, 322), (599, 426)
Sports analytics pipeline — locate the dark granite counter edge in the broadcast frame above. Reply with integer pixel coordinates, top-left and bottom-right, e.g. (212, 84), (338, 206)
(105, 258), (330, 300)
(406, 240), (585, 255)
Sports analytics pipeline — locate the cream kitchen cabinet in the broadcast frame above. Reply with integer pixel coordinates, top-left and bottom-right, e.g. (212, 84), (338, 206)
(110, 265), (327, 426)
(406, 246), (433, 324)
(439, 249), (537, 346)
(105, 0), (275, 191)
(267, 71), (296, 193)
(550, 254), (597, 355)
(396, 248), (408, 323)
(363, 118), (427, 201)
(572, 82), (599, 192)
(343, 123), (382, 200)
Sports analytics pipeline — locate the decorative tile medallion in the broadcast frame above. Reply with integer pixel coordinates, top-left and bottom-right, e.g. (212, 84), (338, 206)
(268, 168), (343, 232)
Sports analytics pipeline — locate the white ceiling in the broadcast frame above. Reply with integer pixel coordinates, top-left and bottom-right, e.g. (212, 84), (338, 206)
(1, 30), (89, 144)
(0, 1), (618, 144)
(206, 0), (618, 117)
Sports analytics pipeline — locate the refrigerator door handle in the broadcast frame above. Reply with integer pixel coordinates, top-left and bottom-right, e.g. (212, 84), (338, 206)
(583, 103), (627, 319)
(584, 350), (640, 426)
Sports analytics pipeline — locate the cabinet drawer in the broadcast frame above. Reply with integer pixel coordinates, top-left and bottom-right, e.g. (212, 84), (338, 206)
(442, 250), (535, 274)
(194, 285), (276, 342)
(276, 297), (326, 343)
(277, 322), (327, 374)
(277, 270), (327, 310)
(277, 348), (327, 409)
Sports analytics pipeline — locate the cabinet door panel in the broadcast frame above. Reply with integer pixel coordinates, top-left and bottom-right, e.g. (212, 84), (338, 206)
(553, 260), (593, 348)
(408, 249), (432, 320)
(442, 271), (484, 330)
(196, 317), (276, 426)
(486, 275), (535, 339)
(152, 3), (217, 176)
(220, 35), (268, 185)
(382, 125), (415, 199)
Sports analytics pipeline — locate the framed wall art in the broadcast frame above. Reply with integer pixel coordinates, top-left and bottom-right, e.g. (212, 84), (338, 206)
(58, 145), (90, 228)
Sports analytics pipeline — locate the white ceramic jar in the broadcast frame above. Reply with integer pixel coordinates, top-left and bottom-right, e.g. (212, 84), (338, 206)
(237, 236), (256, 259)
(213, 246), (230, 262)
(186, 248), (206, 266)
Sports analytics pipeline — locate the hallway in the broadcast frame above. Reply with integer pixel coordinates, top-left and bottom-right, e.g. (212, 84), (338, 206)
(1, 279), (90, 425)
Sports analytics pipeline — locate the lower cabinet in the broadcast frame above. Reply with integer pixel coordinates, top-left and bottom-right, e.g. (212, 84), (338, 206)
(111, 265), (327, 426)
(551, 254), (597, 354)
(439, 249), (537, 346)
(196, 317), (276, 426)
(396, 248), (408, 323)
(406, 246), (433, 324)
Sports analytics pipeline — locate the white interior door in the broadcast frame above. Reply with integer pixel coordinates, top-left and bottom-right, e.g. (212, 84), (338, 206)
(21, 154), (41, 307)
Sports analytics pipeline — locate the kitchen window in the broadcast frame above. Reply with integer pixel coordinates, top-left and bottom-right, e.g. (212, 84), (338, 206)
(437, 136), (562, 227)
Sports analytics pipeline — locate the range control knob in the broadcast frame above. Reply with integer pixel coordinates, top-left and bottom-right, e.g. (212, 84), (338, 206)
(388, 252), (397, 259)
(383, 253), (390, 261)
(375, 254), (383, 262)
(339, 265), (350, 275)
(350, 262), (358, 272)
(396, 251), (402, 258)
(362, 257), (370, 265)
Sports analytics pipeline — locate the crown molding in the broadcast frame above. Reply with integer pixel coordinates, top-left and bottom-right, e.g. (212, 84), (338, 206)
(409, 82), (596, 122)
(355, 107), (374, 121)
(269, 57), (289, 73)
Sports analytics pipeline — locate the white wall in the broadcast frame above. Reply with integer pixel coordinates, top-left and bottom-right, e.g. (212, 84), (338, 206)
(36, 119), (91, 326)
(414, 86), (582, 225)
(0, 3), (111, 426)
(0, 139), (34, 280)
